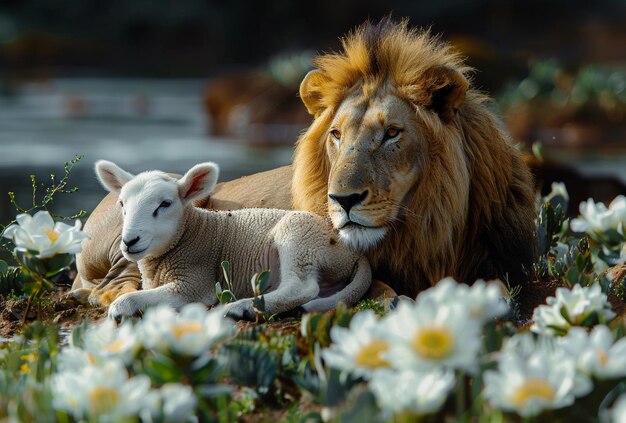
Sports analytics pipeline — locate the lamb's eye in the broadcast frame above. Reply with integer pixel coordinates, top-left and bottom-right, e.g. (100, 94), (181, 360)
(153, 200), (172, 217)
(383, 127), (401, 141)
(330, 129), (341, 141)
(119, 200), (124, 208)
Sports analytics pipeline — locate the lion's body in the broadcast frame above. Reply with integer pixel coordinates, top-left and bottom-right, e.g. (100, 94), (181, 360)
(292, 19), (536, 297)
(73, 18), (536, 305)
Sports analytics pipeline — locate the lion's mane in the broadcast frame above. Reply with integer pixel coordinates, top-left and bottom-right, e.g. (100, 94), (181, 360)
(292, 18), (537, 297)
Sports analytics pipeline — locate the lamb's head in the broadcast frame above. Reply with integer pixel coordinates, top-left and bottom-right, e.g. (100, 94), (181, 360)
(95, 160), (219, 261)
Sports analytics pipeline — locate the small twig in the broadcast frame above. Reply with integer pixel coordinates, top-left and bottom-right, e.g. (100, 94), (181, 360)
(21, 291), (34, 327)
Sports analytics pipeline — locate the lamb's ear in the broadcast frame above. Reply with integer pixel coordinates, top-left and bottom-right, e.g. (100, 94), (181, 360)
(421, 65), (469, 123)
(299, 70), (331, 118)
(95, 160), (134, 193)
(178, 162), (219, 204)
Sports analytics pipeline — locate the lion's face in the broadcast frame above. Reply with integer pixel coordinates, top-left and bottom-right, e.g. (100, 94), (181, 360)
(325, 87), (424, 250)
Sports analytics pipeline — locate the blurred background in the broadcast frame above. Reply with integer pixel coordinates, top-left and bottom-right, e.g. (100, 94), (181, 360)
(0, 0), (624, 225)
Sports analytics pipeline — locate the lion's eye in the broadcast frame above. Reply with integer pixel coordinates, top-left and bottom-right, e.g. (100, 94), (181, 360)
(383, 127), (401, 141)
(330, 129), (342, 141)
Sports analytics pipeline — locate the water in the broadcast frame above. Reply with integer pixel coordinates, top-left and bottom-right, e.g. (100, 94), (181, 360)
(1, 78), (625, 228)
(0, 78), (293, 226)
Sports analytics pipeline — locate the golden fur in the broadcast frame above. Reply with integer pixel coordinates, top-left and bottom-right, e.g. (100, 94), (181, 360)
(73, 18), (536, 305)
(292, 18), (537, 297)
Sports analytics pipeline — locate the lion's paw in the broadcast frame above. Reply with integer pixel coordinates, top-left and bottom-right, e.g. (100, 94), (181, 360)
(88, 291), (104, 308)
(107, 294), (143, 322)
(224, 300), (256, 321)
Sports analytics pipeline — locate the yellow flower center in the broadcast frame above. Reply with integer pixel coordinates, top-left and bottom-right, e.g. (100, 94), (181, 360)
(45, 228), (60, 244)
(20, 353), (37, 362)
(597, 349), (609, 367)
(354, 340), (391, 368)
(89, 387), (119, 413)
(510, 378), (556, 407)
(86, 353), (96, 365)
(20, 363), (30, 375)
(412, 326), (455, 360)
(103, 339), (127, 354)
(171, 321), (204, 339)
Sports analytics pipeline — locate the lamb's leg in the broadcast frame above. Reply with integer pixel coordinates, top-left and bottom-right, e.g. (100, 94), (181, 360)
(107, 283), (191, 322)
(224, 270), (319, 321)
(302, 256), (372, 312)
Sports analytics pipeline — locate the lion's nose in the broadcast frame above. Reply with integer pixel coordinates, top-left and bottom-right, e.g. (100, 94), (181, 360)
(328, 191), (368, 214)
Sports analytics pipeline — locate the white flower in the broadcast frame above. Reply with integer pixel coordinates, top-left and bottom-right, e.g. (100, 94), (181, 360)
(610, 394), (626, 423)
(384, 299), (482, 372)
(51, 360), (159, 422)
(559, 326), (626, 380)
(593, 250), (611, 274)
(548, 182), (570, 203)
(56, 347), (98, 372)
(322, 310), (392, 379)
(571, 196), (626, 237)
(484, 333), (584, 417)
(159, 383), (197, 422)
(531, 284), (616, 335)
(80, 319), (141, 365)
(140, 303), (234, 357)
(369, 368), (454, 417)
(2, 211), (89, 259)
(419, 278), (509, 322)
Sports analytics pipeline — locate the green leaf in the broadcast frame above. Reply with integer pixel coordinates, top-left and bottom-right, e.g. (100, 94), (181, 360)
(602, 228), (625, 246)
(256, 270), (270, 294)
(337, 390), (379, 423)
(566, 267), (581, 286)
(0, 266), (28, 296)
(559, 305), (572, 324)
(190, 356), (223, 384)
(215, 281), (223, 297)
(196, 384), (234, 398)
(15, 249), (46, 276)
(546, 324), (569, 336)
(252, 296), (266, 314)
(0, 260), (8, 274)
(43, 254), (74, 278)
(219, 290), (236, 304)
(223, 344), (277, 391)
(221, 260), (232, 286)
(580, 311), (600, 327)
(143, 353), (184, 384)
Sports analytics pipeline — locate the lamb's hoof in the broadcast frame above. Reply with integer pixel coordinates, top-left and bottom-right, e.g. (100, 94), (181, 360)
(224, 301), (256, 321)
(66, 288), (92, 305)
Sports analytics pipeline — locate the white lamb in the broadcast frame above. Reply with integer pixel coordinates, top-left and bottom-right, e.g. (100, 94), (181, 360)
(94, 160), (371, 321)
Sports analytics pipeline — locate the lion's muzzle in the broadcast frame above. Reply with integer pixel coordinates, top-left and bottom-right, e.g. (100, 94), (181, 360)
(328, 191), (368, 214)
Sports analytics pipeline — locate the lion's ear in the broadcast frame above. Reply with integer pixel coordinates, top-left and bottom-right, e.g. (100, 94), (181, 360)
(300, 70), (331, 117)
(422, 66), (468, 123)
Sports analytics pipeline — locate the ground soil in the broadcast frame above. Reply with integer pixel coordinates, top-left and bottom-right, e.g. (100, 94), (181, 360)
(0, 288), (106, 339)
(2, 264), (625, 339)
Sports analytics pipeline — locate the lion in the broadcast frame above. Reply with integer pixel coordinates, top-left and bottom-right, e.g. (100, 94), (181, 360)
(71, 18), (536, 306)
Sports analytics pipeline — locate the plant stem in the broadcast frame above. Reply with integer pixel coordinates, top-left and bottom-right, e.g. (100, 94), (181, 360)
(456, 370), (466, 422)
(21, 291), (34, 327)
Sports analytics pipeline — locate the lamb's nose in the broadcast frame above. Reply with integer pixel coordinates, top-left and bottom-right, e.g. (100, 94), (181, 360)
(328, 191), (368, 214)
(123, 236), (140, 247)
